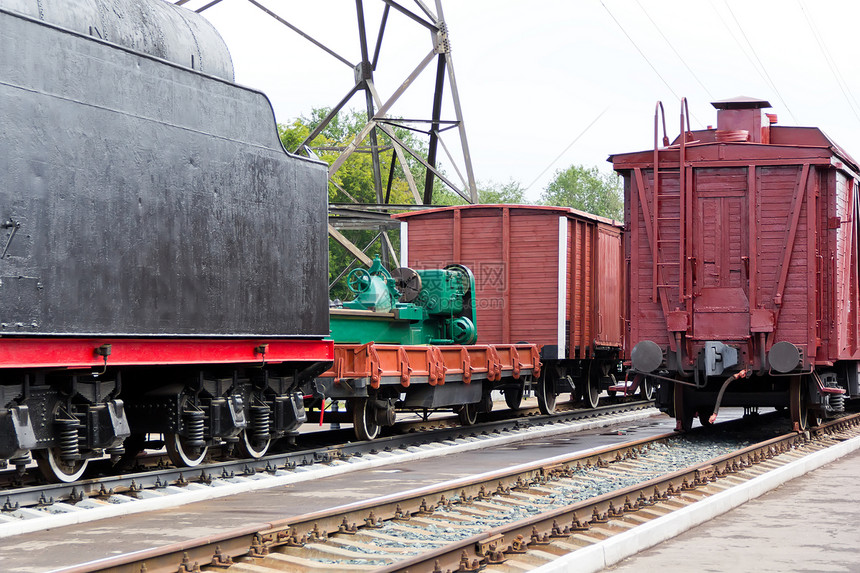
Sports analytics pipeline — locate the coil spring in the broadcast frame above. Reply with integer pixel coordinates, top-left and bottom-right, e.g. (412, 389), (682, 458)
(250, 404), (270, 444)
(183, 409), (206, 447)
(56, 417), (81, 461)
(829, 392), (846, 413)
(9, 454), (30, 468)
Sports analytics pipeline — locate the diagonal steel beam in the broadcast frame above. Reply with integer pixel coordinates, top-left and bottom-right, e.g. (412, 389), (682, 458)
(366, 81), (422, 203)
(293, 83), (363, 154)
(327, 48), (436, 179)
(411, 0), (438, 22)
(379, 0), (437, 31)
(436, 0), (478, 202)
(246, 0), (355, 68)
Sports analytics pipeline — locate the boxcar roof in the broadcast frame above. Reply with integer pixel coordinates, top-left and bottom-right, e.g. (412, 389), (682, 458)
(392, 204), (622, 227)
(608, 125), (859, 175)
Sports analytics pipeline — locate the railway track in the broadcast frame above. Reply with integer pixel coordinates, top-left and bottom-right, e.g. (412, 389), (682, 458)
(56, 412), (860, 573)
(0, 394), (642, 489)
(0, 400), (654, 538)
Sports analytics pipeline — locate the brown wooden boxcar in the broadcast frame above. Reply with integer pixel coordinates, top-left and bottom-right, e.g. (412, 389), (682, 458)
(611, 96), (860, 431)
(393, 205), (626, 413)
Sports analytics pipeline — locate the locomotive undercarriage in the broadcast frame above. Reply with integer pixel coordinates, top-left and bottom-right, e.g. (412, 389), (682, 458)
(0, 362), (325, 482)
(123, 365), (319, 469)
(0, 372), (130, 482)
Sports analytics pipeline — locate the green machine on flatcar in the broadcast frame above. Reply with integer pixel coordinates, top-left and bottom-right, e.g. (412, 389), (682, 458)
(329, 256), (478, 346)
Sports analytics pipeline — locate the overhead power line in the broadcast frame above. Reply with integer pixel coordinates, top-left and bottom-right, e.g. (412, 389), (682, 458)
(797, 0), (860, 124)
(599, 1), (679, 101)
(634, 0), (714, 99)
(716, 0), (797, 123)
(525, 106), (610, 193)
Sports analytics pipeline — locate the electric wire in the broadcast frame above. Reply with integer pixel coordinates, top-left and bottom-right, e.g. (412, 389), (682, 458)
(524, 106), (609, 193)
(633, 0), (714, 99)
(720, 0), (797, 123)
(797, 0), (860, 123)
(599, 0), (680, 101)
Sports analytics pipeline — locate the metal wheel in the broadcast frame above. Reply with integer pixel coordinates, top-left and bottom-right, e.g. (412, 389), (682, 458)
(36, 448), (89, 483)
(789, 376), (810, 431)
(640, 376), (656, 401)
(585, 362), (603, 409)
(352, 398), (381, 441)
(536, 371), (557, 415)
(234, 430), (271, 459)
(674, 383), (694, 431)
(457, 402), (478, 426)
(504, 386), (524, 410)
(165, 432), (208, 467)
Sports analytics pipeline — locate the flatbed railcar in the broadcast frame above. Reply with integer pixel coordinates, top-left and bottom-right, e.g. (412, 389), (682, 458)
(310, 256), (541, 440)
(0, 0), (331, 481)
(394, 205), (640, 414)
(612, 96), (860, 431)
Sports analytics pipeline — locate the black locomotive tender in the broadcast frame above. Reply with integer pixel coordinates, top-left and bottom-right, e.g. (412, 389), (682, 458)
(0, 0), (332, 482)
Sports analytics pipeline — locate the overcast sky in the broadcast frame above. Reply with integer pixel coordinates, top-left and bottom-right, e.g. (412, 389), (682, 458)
(182, 0), (860, 202)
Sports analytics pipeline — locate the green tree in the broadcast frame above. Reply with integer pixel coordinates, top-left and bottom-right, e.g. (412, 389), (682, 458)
(478, 180), (527, 204)
(540, 164), (623, 220)
(430, 179), (529, 206)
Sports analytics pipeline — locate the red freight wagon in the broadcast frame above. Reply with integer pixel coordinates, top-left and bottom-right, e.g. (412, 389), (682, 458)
(612, 96), (860, 431)
(394, 205), (626, 414)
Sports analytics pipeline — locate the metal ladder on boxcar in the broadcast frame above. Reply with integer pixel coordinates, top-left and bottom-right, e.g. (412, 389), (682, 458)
(650, 99), (693, 310)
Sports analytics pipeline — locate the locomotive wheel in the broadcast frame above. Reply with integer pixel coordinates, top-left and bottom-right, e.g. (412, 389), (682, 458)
(234, 430), (271, 459)
(457, 402), (478, 426)
(536, 371), (558, 415)
(352, 398), (381, 441)
(789, 376), (810, 431)
(36, 448), (89, 483)
(584, 362), (603, 409)
(504, 387), (524, 410)
(165, 433), (208, 467)
(674, 383), (694, 431)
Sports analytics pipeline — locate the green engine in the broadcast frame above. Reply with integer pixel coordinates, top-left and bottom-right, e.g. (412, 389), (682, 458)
(330, 257), (478, 346)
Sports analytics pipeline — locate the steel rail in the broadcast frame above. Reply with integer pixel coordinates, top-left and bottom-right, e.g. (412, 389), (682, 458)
(0, 400), (653, 509)
(52, 409), (834, 573)
(383, 414), (860, 572)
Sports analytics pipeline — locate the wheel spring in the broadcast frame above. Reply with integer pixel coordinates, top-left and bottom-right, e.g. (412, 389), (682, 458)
(183, 409), (206, 447)
(830, 392), (846, 413)
(56, 417), (81, 461)
(250, 404), (270, 444)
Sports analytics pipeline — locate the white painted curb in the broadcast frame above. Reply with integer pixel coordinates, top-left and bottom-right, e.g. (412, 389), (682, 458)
(0, 409), (658, 539)
(532, 432), (860, 573)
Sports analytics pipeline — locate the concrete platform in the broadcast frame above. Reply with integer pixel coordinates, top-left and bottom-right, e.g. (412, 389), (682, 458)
(604, 446), (860, 573)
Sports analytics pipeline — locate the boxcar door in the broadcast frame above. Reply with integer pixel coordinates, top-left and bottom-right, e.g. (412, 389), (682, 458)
(691, 168), (750, 340)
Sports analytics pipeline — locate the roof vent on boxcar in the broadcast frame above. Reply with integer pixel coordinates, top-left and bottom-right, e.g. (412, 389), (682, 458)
(2, 0), (234, 81)
(712, 96), (772, 144)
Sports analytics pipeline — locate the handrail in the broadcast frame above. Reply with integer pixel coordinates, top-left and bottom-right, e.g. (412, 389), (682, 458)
(653, 101), (668, 301)
(679, 97), (689, 304)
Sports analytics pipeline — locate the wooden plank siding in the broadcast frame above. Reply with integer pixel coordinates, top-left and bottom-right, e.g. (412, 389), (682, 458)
(396, 206), (624, 357)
